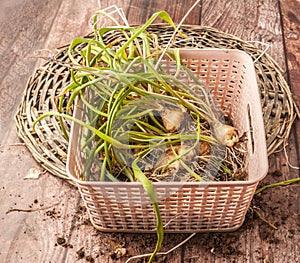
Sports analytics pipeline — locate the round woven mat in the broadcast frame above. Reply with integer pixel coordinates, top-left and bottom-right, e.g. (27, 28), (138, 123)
(15, 25), (297, 183)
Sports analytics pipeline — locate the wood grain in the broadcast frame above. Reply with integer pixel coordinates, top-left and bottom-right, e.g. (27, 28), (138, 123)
(201, 0), (286, 69)
(280, 0), (300, 104)
(279, 0), (300, 250)
(125, 0), (201, 25)
(0, 0), (63, 143)
(1, 0), (299, 262)
(43, 0), (99, 50)
(99, 0), (201, 26)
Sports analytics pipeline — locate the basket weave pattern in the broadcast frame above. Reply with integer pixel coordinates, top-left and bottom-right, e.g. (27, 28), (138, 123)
(66, 49), (268, 232)
(78, 183), (257, 232)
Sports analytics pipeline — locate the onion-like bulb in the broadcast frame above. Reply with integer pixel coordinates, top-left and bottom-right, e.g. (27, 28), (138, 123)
(212, 120), (239, 147)
(161, 108), (184, 132)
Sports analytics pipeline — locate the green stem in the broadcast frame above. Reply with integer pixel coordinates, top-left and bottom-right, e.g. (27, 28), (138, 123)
(255, 177), (300, 195)
(33, 111), (135, 149)
(132, 160), (164, 263)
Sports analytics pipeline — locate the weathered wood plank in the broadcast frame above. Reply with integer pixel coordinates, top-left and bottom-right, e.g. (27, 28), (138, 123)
(125, 0), (201, 25)
(42, 0), (99, 50)
(266, 2), (300, 261)
(1, 0), (299, 263)
(280, 0), (300, 95)
(99, 0), (200, 26)
(201, 0), (286, 69)
(0, 0), (63, 143)
(279, 0), (300, 253)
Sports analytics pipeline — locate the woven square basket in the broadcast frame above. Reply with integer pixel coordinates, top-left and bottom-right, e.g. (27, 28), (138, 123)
(66, 48), (268, 233)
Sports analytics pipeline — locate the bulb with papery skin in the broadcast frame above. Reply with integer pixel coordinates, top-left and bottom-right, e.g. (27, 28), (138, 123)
(212, 121), (239, 147)
(161, 108), (184, 132)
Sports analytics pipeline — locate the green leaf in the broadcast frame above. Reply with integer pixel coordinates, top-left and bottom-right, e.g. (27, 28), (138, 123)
(68, 38), (91, 65)
(255, 177), (300, 195)
(33, 111), (134, 149)
(115, 11), (180, 59)
(132, 160), (164, 263)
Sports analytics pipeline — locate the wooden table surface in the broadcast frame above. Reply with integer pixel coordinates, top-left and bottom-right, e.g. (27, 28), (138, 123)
(0, 0), (299, 262)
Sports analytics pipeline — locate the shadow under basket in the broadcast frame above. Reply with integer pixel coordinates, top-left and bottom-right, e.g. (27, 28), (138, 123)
(66, 48), (268, 233)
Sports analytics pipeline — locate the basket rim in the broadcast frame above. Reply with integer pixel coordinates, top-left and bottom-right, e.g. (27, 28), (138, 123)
(66, 47), (269, 187)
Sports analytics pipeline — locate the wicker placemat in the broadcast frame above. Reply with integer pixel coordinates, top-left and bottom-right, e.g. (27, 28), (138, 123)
(15, 25), (298, 183)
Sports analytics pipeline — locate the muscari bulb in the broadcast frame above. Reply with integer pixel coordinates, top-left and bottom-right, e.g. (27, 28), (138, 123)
(212, 121), (239, 147)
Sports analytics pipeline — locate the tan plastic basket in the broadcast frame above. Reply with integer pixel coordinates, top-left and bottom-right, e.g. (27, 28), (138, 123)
(66, 48), (268, 233)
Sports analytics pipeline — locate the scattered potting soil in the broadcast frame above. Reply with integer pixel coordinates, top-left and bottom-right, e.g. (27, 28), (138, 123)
(55, 236), (73, 249)
(37, 169), (297, 262)
(45, 208), (61, 219)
